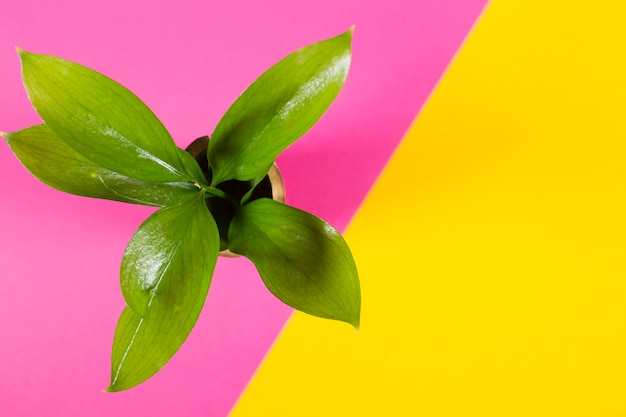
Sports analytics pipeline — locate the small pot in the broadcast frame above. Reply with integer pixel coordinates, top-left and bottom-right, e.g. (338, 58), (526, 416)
(185, 136), (285, 257)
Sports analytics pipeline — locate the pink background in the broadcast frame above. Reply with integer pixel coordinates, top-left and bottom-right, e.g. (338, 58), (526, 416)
(0, 1), (486, 415)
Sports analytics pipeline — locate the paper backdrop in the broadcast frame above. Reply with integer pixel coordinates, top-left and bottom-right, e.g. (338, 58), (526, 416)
(0, 0), (487, 416)
(232, 1), (626, 416)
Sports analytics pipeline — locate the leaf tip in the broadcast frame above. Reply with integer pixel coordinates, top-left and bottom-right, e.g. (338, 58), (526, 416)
(15, 46), (27, 58)
(350, 316), (360, 332)
(15, 47), (32, 67)
(339, 309), (360, 331)
(0, 131), (10, 143)
(103, 381), (123, 393)
(342, 26), (354, 43)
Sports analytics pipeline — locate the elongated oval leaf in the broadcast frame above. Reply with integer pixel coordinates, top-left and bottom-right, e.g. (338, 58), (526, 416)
(229, 198), (360, 329)
(19, 49), (198, 183)
(2, 125), (198, 207)
(107, 195), (219, 391)
(208, 28), (353, 185)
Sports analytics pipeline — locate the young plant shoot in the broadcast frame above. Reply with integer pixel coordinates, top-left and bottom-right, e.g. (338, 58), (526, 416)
(2, 29), (360, 391)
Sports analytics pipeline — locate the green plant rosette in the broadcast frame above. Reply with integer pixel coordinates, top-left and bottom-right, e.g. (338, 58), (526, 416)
(2, 28), (360, 391)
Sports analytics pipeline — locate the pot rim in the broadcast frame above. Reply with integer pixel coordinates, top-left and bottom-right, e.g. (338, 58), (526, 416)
(185, 136), (286, 257)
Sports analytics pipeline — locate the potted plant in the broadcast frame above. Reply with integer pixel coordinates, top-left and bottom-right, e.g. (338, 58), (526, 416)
(1, 29), (360, 391)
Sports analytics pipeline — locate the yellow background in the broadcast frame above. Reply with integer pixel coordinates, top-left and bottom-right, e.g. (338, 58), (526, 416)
(232, 1), (626, 415)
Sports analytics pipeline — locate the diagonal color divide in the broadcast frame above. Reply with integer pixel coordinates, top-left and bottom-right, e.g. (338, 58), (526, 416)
(0, 1), (488, 416)
(230, 1), (626, 415)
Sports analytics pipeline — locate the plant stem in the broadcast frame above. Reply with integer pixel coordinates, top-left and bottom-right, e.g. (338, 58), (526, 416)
(198, 183), (236, 203)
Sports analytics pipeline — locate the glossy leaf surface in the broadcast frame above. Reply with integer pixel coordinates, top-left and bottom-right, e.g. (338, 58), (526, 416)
(19, 50), (198, 183)
(208, 28), (352, 185)
(2, 125), (197, 207)
(229, 198), (360, 328)
(108, 195), (219, 391)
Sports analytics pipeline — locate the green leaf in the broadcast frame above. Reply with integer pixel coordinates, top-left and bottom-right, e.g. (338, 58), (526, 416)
(107, 195), (219, 391)
(208, 28), (353, 185)
(18, 49), (198, 184)
(229, 198), (360, 329)
(177, 147), (209, 185)
(2, 125), (198, 207)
